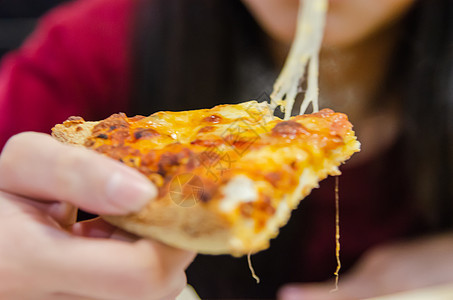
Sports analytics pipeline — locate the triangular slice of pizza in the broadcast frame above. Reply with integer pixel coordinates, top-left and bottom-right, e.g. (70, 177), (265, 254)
(52, 101), (360, 256)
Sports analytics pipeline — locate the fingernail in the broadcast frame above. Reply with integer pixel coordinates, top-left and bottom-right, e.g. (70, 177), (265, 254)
(106, 171), (157, 213)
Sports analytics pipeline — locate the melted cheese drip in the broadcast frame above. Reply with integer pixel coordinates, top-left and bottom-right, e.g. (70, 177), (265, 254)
(247, 253), (260, 284)
(331, 176), (341, 292)
(270, 0), (342, 287)
(270, 0), (328, 119)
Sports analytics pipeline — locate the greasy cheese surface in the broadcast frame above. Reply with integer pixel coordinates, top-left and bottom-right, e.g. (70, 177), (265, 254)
(76, 101), (358, 236)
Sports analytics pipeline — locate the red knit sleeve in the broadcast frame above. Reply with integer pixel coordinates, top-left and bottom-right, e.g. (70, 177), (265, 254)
(0, 0), (134, 150)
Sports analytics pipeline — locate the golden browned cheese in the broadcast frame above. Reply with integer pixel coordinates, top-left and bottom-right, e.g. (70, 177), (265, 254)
(53, 101), (359, 255)
(73, 104), (352, 231)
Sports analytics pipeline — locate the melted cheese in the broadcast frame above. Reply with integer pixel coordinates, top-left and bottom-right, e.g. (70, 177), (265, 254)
(247, 253), (260, 284)
(270, 0), (328, 119)
(220, 175), (258, 212)
(332, 176), (341, 292)
(269, 0), (343, 287)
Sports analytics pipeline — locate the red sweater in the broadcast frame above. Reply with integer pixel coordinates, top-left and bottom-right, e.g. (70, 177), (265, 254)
(0, 0), (425, 297)
(0, 0), (133, 149)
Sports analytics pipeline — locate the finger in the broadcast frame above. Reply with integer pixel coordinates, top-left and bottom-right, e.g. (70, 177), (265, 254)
(70, 218), (118, 238)
(46, 202), (78, 226)
(0, 132), (157, 215)
(109, 228), (140, 242)
(24, 199), (78, 226)
(38, 237), (196, 300)
(147, 239), (197, 272)
(160, 274), (190, 300)
(0, 190), (77, 227)
(70, 218), (138, 242)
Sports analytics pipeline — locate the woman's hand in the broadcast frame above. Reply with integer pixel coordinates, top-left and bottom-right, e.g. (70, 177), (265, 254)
(278, 234), (453, 300)
(0, 132), (196, 300)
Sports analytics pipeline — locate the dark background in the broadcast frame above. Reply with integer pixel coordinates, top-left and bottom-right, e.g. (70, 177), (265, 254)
(0, 0), (70, 57)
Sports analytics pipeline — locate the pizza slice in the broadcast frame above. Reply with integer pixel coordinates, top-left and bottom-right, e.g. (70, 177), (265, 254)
(52, 101), (360, 256)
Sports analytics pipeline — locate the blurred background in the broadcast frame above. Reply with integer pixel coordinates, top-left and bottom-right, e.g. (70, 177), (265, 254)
(0, 0), (69, 58)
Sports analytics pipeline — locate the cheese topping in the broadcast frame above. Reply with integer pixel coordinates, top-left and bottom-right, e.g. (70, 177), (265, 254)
(270, 0), (328, 118)
(61, 100), (360, 256)
(220, 175), (258, 212)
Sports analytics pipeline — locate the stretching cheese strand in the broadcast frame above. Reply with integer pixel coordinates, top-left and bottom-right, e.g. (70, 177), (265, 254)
(270, 0), (328, 119)
(254, 0), (339, 286)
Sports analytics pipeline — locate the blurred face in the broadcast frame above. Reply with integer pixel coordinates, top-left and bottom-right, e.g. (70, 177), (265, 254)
(242, 0), (416, 48)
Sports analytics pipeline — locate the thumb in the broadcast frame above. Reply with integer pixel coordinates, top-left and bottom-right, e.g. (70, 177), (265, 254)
(0, 132), (157, 215)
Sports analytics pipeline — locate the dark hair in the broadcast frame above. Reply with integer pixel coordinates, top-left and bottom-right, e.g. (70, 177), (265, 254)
(130, 0), (274, 115)
(395, 0), (453, 229)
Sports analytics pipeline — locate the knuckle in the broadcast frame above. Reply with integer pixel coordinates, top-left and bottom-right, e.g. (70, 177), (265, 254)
(54, 148), (81, 186)
(115, 256), (163, 298)
(172, 271), (188, 294)
(1, 132), (47, 160)
(3, 132), (29, 150)
(0, 133), (27, 168)
(52, 147), (94, 201)
(142, 257), (170, 292)
(55, 146), (87, 172)
(125, 251), (185, 299)
(0, 132), (39, 188)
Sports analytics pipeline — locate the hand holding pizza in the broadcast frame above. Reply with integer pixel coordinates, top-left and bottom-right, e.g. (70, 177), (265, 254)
(278, 234), (453, 300)
(0, 132), (195, 300)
